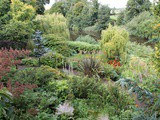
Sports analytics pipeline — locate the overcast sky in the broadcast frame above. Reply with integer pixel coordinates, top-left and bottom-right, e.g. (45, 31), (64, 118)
(45, 0), (154, 9)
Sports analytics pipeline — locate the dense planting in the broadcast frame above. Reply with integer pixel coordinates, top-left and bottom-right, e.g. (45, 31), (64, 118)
(0, 0), (160, 119)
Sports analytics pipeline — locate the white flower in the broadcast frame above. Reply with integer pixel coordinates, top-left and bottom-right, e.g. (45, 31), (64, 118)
(56, 102), (74, 116)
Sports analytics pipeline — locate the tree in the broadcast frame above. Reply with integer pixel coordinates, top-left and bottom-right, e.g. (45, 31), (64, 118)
(0, 0), (36, 43)
(33, 30), (46, 66)
(49, 1), (67, 16)
(153, 0), (160, 16)
(0, 0), (11, 29)
(89, 0), (99, 25)
(21, 0), (50, 14)
(116, 10), (125, 25)
(101, 25), (129, 61)
(96, 5), (111, 31)
(36, 13), (70, 40)
(126, 11), (157, 40)
(126, 0), (151, 21)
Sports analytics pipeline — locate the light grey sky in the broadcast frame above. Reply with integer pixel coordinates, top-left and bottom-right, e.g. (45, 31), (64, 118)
(45, 0), (154, 9)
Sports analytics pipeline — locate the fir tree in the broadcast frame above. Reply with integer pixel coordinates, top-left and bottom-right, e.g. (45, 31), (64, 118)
(33, 30), (46, 66)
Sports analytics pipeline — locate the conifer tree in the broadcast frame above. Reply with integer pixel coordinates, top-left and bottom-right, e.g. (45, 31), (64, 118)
(33, 30), (46, 66)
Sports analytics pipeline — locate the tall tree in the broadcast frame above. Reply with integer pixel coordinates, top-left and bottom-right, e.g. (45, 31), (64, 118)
(0, 0), (11, 29)
(21, 0), (50, 14)
(96, 5), (111, 31)
(90, 0), (99, 25)
(0, 0), (36, 42)
(126, 0), (151, 21)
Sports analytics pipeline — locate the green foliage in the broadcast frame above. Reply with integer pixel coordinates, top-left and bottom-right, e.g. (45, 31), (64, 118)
(116, 78), (160, 119)
(153, 42), (160, 76)
(83, 25), (100, 40)
(126, 11), (158, 40)
(21, 0), (50, 15)
(35, 13), (70, 40)
(125, 0), (151, 21)
(68, 76), (107, 99)
(40, 52), (65, 68)
(49, 1), (66, 16)
(101, 25), (129, 61)
(0, 88), (14, 119)
(126, 41), (154, 58)
(76, 35), (98, 44)
(0, 0), (35, 43)
(44, 34), (73, 57)
(0, 0), (11, 28)
(67, 41), (100, 52)
(96, 5), (111, 31)
(12, 66), (66, 87)
(116, 10), (125, 25)
(153, 1), (160, 17)
(122, 42), (159, 94)
(21, 58), (38, 67)
(106, 82), (134, 115)
(79, 55), (101, 78)
(101, 64), (120, 81)
(26, 40), (34, 50)
(0, 20), (34, 42)
(66, 0), (100, 31)
(89, 0), (99, 25)
(11, 0), (35, 21)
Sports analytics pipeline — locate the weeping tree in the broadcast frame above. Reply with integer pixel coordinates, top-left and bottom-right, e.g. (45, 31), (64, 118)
(35, 13), (70, 40)
(101, 25), (129, 62)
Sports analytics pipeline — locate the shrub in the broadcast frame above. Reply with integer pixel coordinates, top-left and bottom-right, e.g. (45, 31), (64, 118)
(101, 25), (129, 61)
(44, 34), (73, 57)
(68, 76), (108, 100)
(79, 55), (102, 78)
(21, 58), (38, 67)
(0, 88), (13, 119)
(126, 11), (158, 40)
(40, 52), (65, 68)
(116, 78), (160, 119)
(83, 25), (100, 40)
(153, 42), (160, 76)
(76, 35), (98, 44)
(126, 41), (154, 58)
(101, 64), (120, 81)
(12, 65), (66, 87)
(106, 82), (134, 115)
(67, 41), (100, 53)
(0, 48), (30, 80)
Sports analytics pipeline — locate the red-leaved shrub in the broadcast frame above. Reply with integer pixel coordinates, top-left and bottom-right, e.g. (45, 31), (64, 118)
(0, 81), (37, 97)
(0, 48), (30, 80)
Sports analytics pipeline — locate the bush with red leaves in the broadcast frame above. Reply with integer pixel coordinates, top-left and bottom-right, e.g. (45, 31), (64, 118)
(0, 81), (37, 97)
(0, 48), (30, 80)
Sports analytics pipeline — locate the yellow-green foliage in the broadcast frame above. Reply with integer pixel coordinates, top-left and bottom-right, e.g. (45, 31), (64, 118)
(101, 25), (129, 60)
(154, 42), (160, 76)
(11, 0), (35, 21)
(35, 13), (70, 40)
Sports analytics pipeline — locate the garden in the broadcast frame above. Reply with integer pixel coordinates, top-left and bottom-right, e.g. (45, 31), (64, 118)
(0, 0), (159, 120)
